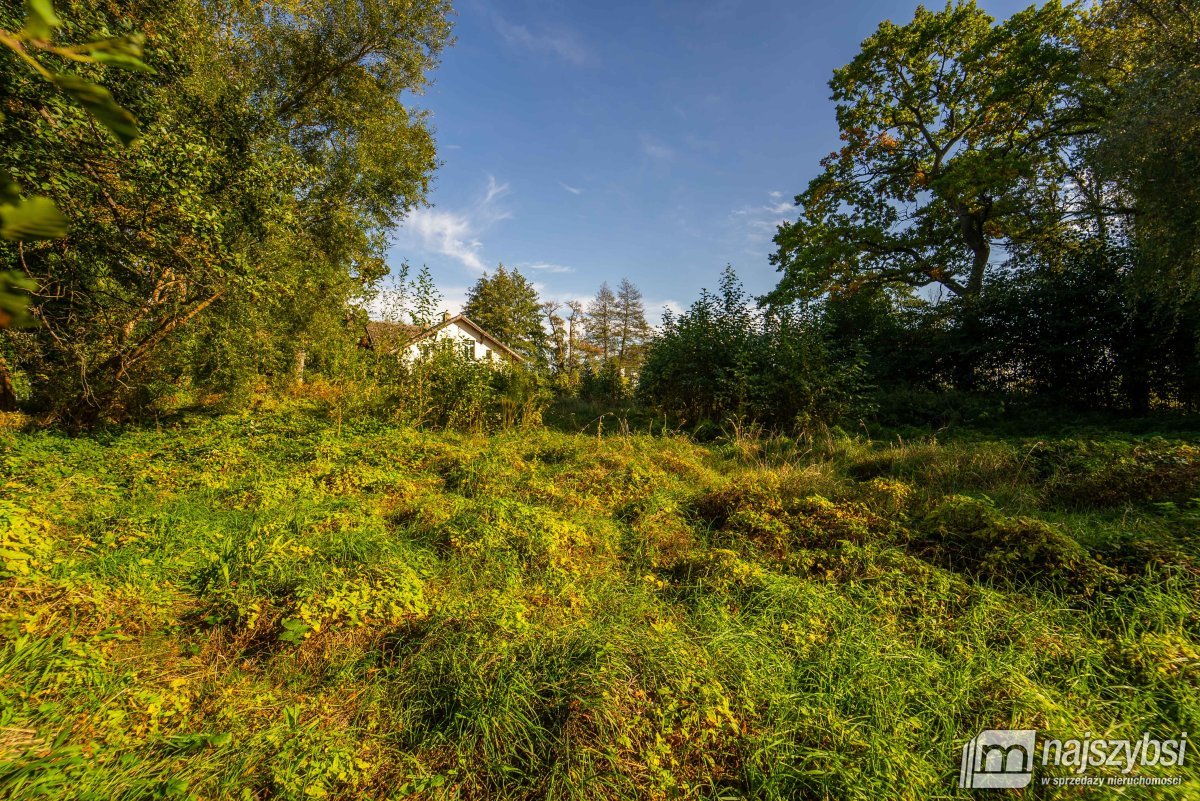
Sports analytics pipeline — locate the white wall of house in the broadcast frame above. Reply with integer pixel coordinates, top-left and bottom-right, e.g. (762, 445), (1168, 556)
(402, 319), (505, 364)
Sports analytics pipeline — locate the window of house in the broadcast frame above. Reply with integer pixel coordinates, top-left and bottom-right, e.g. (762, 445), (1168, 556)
(485, 348), (493, 361)
(463, 342), (473, 359)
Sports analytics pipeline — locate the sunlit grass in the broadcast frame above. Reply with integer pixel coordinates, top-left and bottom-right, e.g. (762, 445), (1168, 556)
(0, 411), (1197, 799)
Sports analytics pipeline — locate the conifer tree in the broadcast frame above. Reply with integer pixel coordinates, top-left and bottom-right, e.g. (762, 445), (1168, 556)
(615, 278), (650, 369)
(462, 264), (546, 362)
(585, 282), (617, 361)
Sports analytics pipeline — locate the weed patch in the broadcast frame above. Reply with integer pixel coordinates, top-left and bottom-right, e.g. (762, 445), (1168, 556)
(0, 415), (1196, 799)
(918, 496), (1120, 593)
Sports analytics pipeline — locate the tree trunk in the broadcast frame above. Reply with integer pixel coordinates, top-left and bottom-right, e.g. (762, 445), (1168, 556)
(0, 355), (17, 412)
(966, 240), (989, 297)
(1125, 369), (1152, 416)
(958, 206), (991, 298)
(951, 304), (983, 392)
(1120, 300), (1153, 415)
(69, 290), (226, 427)
(293, 347), (307, 386)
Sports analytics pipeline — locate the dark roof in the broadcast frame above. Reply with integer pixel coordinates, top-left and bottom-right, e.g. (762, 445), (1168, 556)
(365, 321), (422, 352)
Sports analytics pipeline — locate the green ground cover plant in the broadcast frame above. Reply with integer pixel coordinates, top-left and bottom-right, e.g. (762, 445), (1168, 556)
(0, 409), (1196, 799)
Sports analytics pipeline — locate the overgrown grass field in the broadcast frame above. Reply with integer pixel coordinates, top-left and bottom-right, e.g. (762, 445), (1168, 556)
(1, 411), (1197, 799)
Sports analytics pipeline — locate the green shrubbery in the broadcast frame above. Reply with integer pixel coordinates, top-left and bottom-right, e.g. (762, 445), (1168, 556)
(638, 269), (868, 434)
(919, 495), (1120, 593)
(1041, 440), (1200, 508)
(292, 340), (551, 435)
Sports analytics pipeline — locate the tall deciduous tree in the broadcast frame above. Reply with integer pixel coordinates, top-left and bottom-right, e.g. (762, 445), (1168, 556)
(462, 264), (546, 362)
(542, 300), (567, 372)
(767, 0), (1089, 307)
(565, 299), (584, 370)
(1083, 0), (1200, 295)
(0, 0), (153, 410)
(0, 0), (451, 422)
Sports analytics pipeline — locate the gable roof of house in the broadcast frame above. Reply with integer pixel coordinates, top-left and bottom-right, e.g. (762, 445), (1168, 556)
(364, 321), (422, 353)
(367, 314), (524, 363)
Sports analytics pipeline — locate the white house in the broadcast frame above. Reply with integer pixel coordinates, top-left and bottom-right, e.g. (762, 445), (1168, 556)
(364, 313), (523, 365)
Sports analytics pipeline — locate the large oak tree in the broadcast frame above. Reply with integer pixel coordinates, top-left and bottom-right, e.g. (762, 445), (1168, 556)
(767, 0), (1091, 306)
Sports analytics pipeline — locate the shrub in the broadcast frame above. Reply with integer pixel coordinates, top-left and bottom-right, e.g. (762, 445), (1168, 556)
(919, 496), (1119, 593)
(0, 501), (53, 579)
(868, 388), (1007, 429)
(399, 340), (498, 432)
(668, 547), (768, 595)
(853, 477), (917, 517)
(625, 497), (697, 569)
(396, 340), (550, 433)
(442, 499), (617, 573)
(1043, 441), (1200, 508)
(638, 267), (868, 432)
(693, 475), (894, 556)
(578, 358), (630, 403)
(289, 566), (428, 636)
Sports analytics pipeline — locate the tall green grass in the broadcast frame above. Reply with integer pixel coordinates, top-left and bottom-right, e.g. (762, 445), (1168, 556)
(0, 411), (1197, 799)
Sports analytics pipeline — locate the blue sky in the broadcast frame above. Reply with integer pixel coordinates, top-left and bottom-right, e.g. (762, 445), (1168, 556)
(384, 0), (1030, 323)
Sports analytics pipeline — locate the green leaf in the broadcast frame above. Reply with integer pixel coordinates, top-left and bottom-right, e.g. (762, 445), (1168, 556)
(86, 34), (156, 74)
(89, 51), (155, 73)
(0, 270), (36, 325)
(278, 618), (311, 644)
(0, 196), (68, 240)
(163, 778), (188, 797)
(23, 0), (61, 40)
(0, 170), (21, 207)
(86, 32), (146, 57)
(52, 73), (140, 145)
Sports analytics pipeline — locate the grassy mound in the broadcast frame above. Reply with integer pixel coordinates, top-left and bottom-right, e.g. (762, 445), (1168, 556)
(0, 414), (1197, 799)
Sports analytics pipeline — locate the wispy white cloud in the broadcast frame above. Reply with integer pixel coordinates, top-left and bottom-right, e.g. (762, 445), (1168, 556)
(403, 209), (488, 272)
(645, 299), (684, 328)
(559, 182), (583, 196)
(733, 192), (795, 242)
(494, 14), (593, 66)
(398, 175), (511, 273)
(641, 134), (675, 161)
(483, 174), (509, 205)
(525, 262), (575, 274)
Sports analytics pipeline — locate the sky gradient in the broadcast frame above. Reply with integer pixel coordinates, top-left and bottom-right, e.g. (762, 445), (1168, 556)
(383, 0), (1031, 323)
